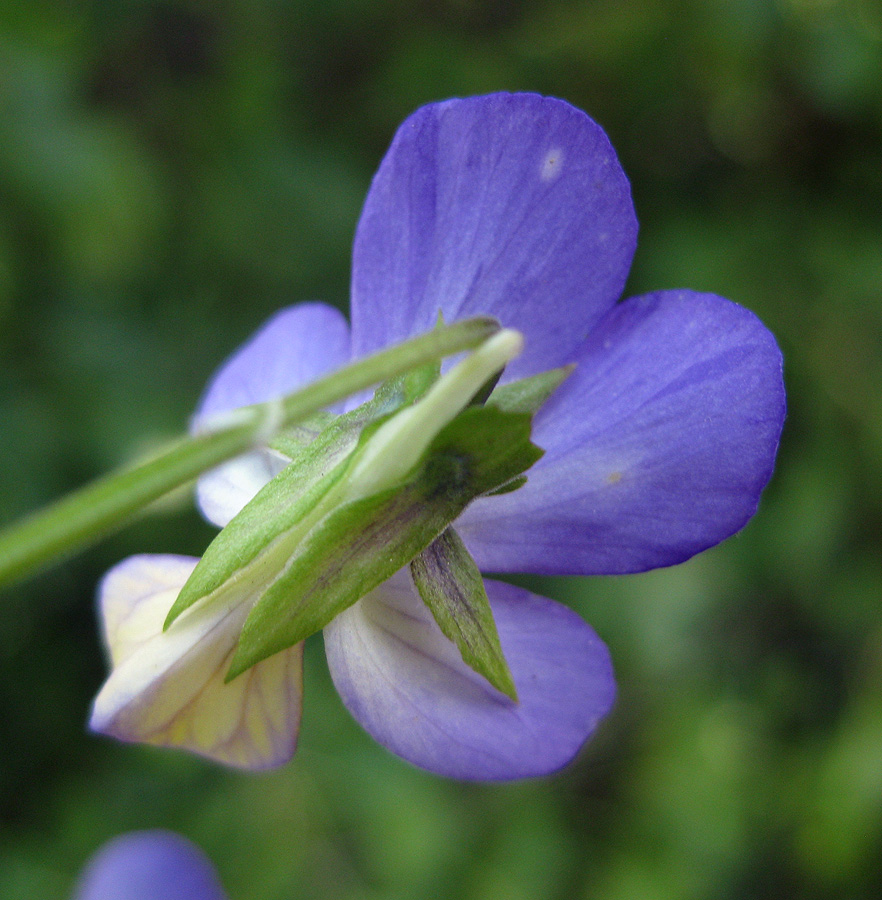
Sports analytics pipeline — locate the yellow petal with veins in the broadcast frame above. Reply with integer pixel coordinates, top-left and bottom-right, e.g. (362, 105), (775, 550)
(91, 555), (302, 770)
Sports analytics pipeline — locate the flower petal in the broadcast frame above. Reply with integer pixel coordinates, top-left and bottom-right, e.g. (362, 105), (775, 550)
(73, 830), (228, 900)
(192, 302), (351, 527)
(323, 569), (615, 780)
(192, 447), (291, 530)
(193, 302), (351, 422)
(91, 555), (303, 770)
(350, 92), (637, 380)
(457, 291), (786, 575)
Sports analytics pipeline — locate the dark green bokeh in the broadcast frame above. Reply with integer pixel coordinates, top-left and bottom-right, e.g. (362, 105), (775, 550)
(2, 1), (881, 897)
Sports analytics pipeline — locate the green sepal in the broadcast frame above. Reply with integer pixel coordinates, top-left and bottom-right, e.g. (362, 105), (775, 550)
(268, 411), (335, 458)
(164, 373), (431, 629)
(484, 475), (528, 497)
(487, 365), (574, 415)
(396, 356), (441, 405)
(226, 405), (542, 679)
(459, 363), (573, 498)
(365, 355), (441, 412)
(411, 527), (517, 701)
(468, 369), (503, 407)
(163, 431), (353, 629)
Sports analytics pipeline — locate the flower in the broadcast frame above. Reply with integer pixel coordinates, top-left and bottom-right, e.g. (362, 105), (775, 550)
(72, 831), (228, 900)
(90, 93), (785, 781)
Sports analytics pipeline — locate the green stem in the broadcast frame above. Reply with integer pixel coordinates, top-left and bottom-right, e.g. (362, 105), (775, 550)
(0, 316), (500, 590)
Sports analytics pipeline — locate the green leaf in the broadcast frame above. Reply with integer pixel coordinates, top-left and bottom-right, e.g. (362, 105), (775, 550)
(411, 527), (517, 701)
(487, 365), (574, 415)
(226, 405), (542, 679)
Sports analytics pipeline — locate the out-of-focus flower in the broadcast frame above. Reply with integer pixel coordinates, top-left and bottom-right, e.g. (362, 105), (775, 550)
(90, 93), (785, 780)
(72, 831), (228, 900)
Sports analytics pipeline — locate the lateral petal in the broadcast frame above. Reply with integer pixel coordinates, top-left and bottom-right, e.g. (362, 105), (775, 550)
(192, 302), (351, 527)
(457, 290), (786, 574)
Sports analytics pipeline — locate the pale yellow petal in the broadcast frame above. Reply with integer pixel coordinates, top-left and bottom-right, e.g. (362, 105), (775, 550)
(91, 554), (303, 770)
(99, 555), (199, 667)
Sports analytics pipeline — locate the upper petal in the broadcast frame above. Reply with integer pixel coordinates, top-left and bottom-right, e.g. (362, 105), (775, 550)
(350, 92), (637, 380)
(323, 569), (615, 781)
(73, 831), (228, 900)
(91, 555), (303, 770)
(457, 290), (786, 575)
(192, 302), (351, 527)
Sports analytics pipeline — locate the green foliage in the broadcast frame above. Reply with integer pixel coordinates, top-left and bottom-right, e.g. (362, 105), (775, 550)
(1, 1), (881, 898)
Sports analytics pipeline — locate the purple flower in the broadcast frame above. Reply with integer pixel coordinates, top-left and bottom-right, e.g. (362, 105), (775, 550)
(72, 831), (228, 900)
(90, 93), (784, 780)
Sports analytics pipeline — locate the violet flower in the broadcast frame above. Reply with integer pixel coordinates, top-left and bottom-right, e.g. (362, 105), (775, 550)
(72, 831), (228, 900)
(90, 93), (784, 781)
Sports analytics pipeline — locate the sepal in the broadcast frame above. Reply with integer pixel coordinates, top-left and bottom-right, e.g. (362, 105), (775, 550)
(487, 365), (574, 414)
(165, 376), (424, 629)
(411, 527), (517, 700)
(227, 404), (542, 678)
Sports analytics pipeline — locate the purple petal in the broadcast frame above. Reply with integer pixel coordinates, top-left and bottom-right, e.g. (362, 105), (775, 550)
(457, 290), (786, 575)
(193, 302), (351, 423)
(192, 302), (350, 527)
(350, 92), (637, 380)
(323, 570), (615, 780)
(73, 830), (228, 900)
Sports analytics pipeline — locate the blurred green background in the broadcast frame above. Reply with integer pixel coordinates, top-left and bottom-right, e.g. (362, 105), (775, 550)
(1, 0), (881, 897)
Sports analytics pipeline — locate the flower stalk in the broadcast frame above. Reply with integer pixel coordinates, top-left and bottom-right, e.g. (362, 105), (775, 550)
(0, 316), (500, 591)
